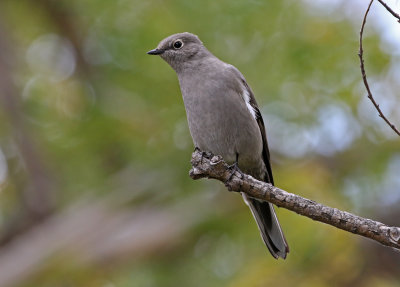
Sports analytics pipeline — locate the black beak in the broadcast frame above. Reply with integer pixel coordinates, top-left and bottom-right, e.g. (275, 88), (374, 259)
(147, 48), (164, 55)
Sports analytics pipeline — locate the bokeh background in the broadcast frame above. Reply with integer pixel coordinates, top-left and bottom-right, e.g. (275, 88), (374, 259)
(0, 0), (399, 286)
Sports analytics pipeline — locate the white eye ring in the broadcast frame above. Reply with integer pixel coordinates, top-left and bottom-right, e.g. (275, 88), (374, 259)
(173, 39), (184, 49)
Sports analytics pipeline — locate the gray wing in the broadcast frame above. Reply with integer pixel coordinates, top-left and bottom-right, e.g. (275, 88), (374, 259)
(229, 65), (290, 259)
(226, 64), (274, 183)
(241, 80), (274, 184)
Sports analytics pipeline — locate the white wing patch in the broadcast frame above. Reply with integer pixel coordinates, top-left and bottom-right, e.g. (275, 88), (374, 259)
(242, 89), (257, 119)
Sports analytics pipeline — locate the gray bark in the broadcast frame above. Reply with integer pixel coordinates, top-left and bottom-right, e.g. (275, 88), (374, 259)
(190, 150), (400, 250)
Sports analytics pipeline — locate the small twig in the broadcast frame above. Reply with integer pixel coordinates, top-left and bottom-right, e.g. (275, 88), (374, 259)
(358, 0), (400, 136)
(377, 0), (400, 22)
(190, 150), (400, 250)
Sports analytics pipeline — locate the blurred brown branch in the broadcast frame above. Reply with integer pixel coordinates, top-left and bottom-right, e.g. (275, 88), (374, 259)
(358, 0), (400, 137)
(0, 0), (96, 246)
(0, 196), (207, 287)
(190, 150), (400, 250)
(35, 0), (90, 76)
(0, 15), (55, 245)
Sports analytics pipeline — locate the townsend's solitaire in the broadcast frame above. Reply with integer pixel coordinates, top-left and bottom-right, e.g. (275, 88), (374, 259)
(148, 32), (289, 259)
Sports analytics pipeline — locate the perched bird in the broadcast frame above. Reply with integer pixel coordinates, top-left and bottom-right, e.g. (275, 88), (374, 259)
(148, 32), (289, 259)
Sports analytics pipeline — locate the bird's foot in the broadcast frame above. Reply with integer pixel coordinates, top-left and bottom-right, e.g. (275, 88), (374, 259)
(226, 161), (240, 185)
(225, 153), (240, 187)
(194, 147), (208, 164)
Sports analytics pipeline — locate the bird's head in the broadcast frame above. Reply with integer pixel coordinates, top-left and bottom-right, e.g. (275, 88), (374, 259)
(147, 32), (208, 71)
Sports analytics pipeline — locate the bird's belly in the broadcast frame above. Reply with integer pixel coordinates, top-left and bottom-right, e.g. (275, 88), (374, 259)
(186, 99), (263, 171)
(194, 126), (237, 163)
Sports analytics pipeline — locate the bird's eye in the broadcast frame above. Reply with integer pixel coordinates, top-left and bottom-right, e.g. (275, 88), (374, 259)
(173, 40), (183, 49)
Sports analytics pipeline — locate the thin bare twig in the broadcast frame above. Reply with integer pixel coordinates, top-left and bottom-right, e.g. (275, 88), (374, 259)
(358, 0), (400, 136)
(377, 0), (400, 22)
(190, 150), (400, 250)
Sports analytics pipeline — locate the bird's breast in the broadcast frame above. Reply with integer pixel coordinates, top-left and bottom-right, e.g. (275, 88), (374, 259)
(179, 75), (264, 172)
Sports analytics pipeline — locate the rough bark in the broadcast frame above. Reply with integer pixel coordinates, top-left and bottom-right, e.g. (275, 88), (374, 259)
(189, 150), (400, 250)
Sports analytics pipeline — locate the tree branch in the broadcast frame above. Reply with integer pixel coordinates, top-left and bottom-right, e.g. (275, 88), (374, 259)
(358, 0), (400, 136)
(189, 150), (400, 250)
(377, 0), (400, 22)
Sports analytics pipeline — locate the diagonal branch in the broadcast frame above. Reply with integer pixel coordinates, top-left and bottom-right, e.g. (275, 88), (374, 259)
(190, 150), (400, 250)
(358, 0), (400, 136)
(377, 0), (400, 22)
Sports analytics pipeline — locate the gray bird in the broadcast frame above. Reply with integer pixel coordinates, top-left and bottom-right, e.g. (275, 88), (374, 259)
(148, 32), (289, 259)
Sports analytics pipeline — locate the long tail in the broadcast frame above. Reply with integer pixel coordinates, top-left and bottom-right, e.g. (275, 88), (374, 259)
(242, 193), (289, 259)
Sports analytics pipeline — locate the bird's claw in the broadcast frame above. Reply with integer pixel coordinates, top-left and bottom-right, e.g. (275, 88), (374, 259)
(194, 147), (208, 164)
(226, 161), (239, 183)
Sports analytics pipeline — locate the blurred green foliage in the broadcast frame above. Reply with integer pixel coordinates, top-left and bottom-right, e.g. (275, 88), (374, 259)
(0, 0), (399, 286)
